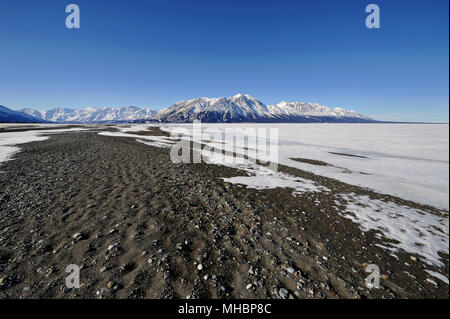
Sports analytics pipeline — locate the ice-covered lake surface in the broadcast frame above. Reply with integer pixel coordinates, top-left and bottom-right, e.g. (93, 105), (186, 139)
(160, 123), (449, 210)
(272, 123), (449, 211)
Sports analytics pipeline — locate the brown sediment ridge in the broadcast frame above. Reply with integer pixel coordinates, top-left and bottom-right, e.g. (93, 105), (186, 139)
(328, 152), (368, 159)
(291, 158), (331, 167)
(0, 128), (448, 299)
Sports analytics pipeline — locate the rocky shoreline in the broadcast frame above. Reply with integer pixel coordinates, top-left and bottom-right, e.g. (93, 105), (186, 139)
(0, 129), (448, 299)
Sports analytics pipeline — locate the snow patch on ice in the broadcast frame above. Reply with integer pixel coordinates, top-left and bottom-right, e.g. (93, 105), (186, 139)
(160, 123), (449, 210)
(201, 151), (328, 194)
(335, 193), (449, 267)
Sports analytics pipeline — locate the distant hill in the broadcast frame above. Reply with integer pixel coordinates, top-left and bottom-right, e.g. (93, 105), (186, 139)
(0, 105), (44, 123)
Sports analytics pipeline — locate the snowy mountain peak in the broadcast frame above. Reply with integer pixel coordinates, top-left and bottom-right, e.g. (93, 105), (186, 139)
(232, 93), (256, 100)
(268, 101), (370, 120)
(155, 94), (275, 123)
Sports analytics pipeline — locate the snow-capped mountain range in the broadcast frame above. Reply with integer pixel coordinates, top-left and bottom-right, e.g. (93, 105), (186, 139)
(20, 106), (156, 123)
(3, 94), (374, 123)
(154, 94), (373, 123)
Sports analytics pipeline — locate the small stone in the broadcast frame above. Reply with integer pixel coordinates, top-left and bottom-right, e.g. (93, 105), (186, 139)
(279, 288), (289, 299)
(426, 278), (438, 286)
(100, 267), (107, 272)
(97, 287), (108, 295)
(107, 244), (117, 251)
(294, 290), (301, 298)
(197, 264), (203, 271)
(410, 256), (417, 261)
(61, 285), (71, 293)
(246, 283), (253, 290)
(322, 256), (328, 261)
(107, 281), (114, 289)
(147, 258), (154, 264)
(286, 267), (296, 274)
(72, 233), (83, 239)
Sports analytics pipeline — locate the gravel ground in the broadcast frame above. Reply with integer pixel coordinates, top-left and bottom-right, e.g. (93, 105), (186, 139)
(0, 129), (448, 299)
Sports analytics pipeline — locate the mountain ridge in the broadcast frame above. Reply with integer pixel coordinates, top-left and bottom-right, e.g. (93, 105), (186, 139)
(153, 94), (374, 123)
(20, 106), (156, 123)
(3, 94), (375, 123)
(0, 105), (45, 123)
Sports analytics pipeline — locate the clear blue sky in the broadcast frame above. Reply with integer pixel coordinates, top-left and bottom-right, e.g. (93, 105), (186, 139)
(0, 0), (448, 122)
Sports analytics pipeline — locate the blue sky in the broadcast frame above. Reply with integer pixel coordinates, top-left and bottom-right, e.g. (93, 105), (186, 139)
(0, 0), (448, 122)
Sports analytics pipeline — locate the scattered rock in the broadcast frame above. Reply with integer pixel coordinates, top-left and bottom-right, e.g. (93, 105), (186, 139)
(279, 288), (289, 299)
(286, 267), (296, 274)
(426, 278), (438, 286)
(72, 233), (84, 240)
(61, 285), (71, 293)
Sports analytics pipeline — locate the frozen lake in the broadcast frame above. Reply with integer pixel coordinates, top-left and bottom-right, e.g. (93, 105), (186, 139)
(276, 123), (449, 210)
(181, 123), (449, 210)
